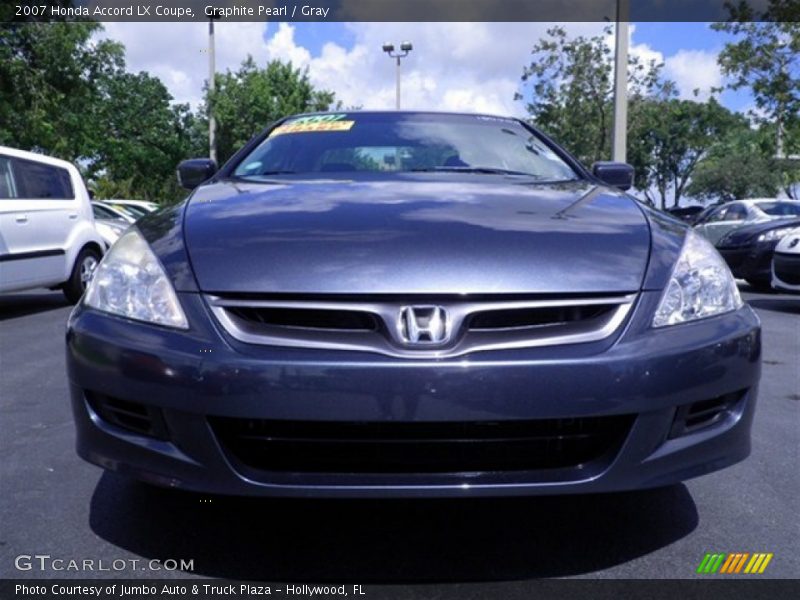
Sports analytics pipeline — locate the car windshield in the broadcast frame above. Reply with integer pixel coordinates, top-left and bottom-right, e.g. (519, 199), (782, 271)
(755, 202), (800, 217)
(233, 112), (580, 181)
(112, 204), (148, 218)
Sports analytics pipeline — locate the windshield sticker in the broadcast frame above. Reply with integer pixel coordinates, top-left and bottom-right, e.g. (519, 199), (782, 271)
(271, 114), (355, 136)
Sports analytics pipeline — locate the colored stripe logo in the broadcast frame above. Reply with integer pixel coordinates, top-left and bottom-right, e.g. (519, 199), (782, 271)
(697, 553), (773, 574)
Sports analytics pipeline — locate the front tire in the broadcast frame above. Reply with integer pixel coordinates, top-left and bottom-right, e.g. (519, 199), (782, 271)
(63, 247), (100, 304)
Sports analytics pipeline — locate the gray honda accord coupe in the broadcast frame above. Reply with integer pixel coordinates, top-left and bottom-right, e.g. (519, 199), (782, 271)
(66, 111), (760, 497)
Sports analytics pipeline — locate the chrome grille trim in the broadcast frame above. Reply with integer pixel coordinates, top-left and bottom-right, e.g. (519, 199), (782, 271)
(206, 294), (637, 358)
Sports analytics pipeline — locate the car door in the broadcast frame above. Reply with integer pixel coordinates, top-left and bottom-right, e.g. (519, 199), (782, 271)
(697, 204), (746, 246)
(0, 155), (25, 289)
(0, 155), (76, 290)
(695, 205), (730, 245)
(711, 203), (750, 244)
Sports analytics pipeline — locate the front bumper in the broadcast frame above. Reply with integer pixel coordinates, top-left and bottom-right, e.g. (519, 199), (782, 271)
(66, 291), (761, 497)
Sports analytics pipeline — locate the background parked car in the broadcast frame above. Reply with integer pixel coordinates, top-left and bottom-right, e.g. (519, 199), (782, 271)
(0, 145), (104, 302)
(91, 201), (133, 248)
(665, 205), (706, 224)
(716, 218), (800, 290)
(693, 199), (800, 246)
(102, 199), (158, 220)
(772, 226), (800, 294)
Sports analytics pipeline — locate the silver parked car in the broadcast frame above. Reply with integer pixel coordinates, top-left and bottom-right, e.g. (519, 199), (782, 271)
(694, 199), (800, 246)
(91, 201), (133, 248)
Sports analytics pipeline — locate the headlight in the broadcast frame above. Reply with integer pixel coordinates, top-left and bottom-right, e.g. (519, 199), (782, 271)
(653, 230), (742, 328)
(84, 228), (188, 329)
(757, 227), (794, 243)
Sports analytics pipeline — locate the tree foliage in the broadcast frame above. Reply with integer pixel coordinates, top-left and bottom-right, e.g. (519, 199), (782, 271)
(685, 126), (783, 202)
(0, 22), (124, 161)
(628, 98), (745, 207)
(0, 24), (336, 204)
(712, 10), (799, 197)
(517, 24), (795, 207)
(93, 72), (204, 203)
(203, 57), (336, 164)
(517, 26), (675, 166)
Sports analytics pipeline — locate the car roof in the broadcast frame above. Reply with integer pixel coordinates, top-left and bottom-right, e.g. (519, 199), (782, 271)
(284, 109), (521, 121)
(92, 201), (131, 215)
(105, 199), (156, 205)
(0, 145), (76, 171)
(738, 198), (798, 205)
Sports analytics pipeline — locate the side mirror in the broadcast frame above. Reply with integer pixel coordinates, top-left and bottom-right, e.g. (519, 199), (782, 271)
(592, 161), (634, 191)
(177, 158), (218, 190)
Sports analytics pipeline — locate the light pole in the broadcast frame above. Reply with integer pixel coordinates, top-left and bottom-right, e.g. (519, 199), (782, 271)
(382, 41), (413, 109)
(208, 10), (221, 164)
(611, 0), (630, 163)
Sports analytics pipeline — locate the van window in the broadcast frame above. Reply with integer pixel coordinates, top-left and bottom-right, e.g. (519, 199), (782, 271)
(0, 156), (16, 199)
(12, 158), (74, 199)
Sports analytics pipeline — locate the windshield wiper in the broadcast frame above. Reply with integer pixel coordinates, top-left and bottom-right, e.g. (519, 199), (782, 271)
(409, 166), (538, 176)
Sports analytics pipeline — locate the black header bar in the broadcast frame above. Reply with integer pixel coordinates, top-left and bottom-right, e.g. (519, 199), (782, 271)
(2, 0), (798, 23)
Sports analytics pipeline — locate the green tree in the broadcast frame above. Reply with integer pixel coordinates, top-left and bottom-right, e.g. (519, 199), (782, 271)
(627, 98), (744, 208)
(0, 20), (204, 204)
(516, 25), (675, 166)
(686, 125), (783, 202)
(0, 21), (125, 161)
(92, 72), (203, 203)
(713, 9), (799, 197)
(203, 57), (336, 164)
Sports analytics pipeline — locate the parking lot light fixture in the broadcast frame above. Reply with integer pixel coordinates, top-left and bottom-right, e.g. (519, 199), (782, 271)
(383, 41), (413, 109)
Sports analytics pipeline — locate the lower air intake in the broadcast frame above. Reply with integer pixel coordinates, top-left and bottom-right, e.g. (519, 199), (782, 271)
(209, 415), (635, 474)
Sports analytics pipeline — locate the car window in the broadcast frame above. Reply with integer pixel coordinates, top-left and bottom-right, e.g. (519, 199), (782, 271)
(12, 158), (74, 199)
(704, 206), (730, 223)
(726, 204), (749, 221)
(756, 202), (800, 217)
(234, 113), (579, 181)
(111, 204), (146, 218)
(0, 156), (17, 199)
(92, 204), (117, 219)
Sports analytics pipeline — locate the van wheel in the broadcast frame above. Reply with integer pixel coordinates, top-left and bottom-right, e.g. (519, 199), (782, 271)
(63, 248), (101, 304)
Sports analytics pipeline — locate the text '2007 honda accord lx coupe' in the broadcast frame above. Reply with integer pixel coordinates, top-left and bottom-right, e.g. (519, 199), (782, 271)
(66, 111), (761, 497)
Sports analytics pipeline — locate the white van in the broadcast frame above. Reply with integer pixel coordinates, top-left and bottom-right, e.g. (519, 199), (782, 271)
(0, 146), (105, 303)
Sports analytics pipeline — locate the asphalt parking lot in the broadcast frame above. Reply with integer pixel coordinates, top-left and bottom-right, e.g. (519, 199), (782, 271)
(1, 287), (798, 586)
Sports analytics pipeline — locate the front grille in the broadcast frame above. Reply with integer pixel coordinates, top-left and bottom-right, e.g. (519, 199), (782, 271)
(209, 415), (635, 474)
(468, 304), (615, 330)
(86, 392), (169, 440)
(773, 253), (800, 285)
(207, 294), (636, 358)
(226, 306), (379, 331)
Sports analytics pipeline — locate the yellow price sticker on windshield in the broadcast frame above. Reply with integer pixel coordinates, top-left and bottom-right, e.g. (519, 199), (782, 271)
(271, 120), (355, 136)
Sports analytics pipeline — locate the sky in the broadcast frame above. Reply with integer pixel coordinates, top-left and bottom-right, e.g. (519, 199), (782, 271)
(98, 21), (753, 117)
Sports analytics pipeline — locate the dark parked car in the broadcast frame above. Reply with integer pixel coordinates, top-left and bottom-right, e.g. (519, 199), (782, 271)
(715, 218), (800, 290)
(772, 226), (800, 293)
(694, 199), (800, 245)
(66, 111), (760, 497)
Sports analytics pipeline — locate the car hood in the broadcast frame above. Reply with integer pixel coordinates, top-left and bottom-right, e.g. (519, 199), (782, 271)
(182, 175), (652, 295)
(717, 218), (800, 247)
